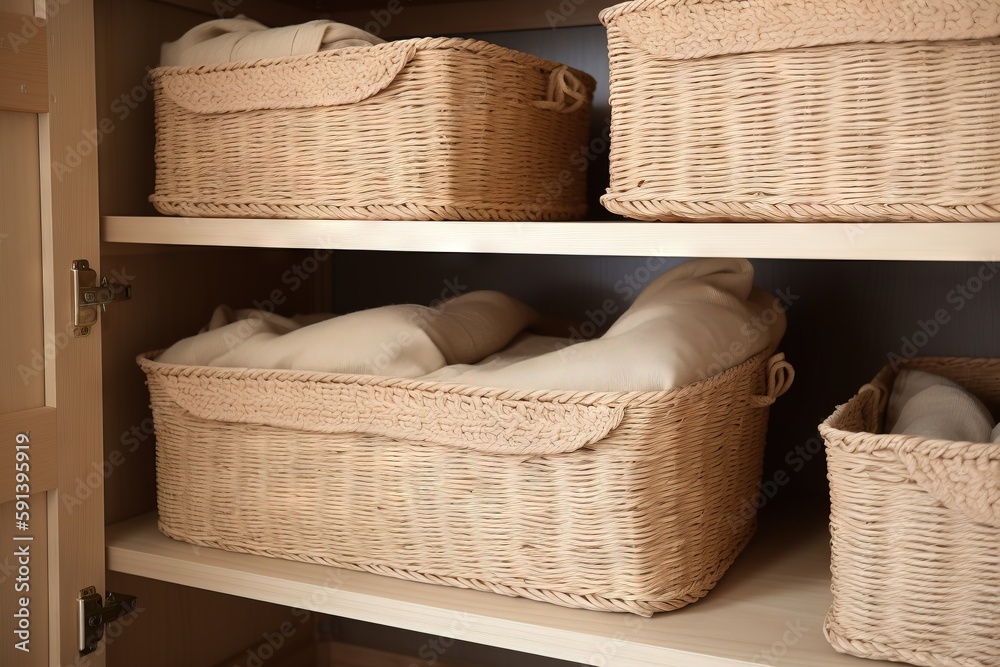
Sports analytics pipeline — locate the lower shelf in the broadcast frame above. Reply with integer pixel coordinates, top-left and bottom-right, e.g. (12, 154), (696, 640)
(106, 511), (893, 667)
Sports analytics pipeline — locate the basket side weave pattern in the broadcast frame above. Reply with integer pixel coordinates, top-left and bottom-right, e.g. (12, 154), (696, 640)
(151, 38), (595, 221)
(143, 351), (786, 615)
(821, 357), (1000, 666)
(601, 0), (1000, 222)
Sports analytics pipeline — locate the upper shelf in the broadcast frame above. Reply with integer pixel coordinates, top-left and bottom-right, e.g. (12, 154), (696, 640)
(155, 0), (617, 36)
(107, 509), (895, 667)
(102, 216), (1000, 261)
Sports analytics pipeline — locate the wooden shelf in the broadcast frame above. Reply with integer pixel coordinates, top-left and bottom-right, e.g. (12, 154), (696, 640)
(102, 216), (1000, 261)
(107, 511), (894, 667)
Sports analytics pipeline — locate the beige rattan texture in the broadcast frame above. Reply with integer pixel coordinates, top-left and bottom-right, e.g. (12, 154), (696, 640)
(820, 357), (1000, 666)
(150, 38), (595, 221)
(600, 0), (1000, 223)
(139, 350), (793, 615)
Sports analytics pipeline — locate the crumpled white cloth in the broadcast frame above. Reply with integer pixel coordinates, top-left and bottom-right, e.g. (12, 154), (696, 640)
(157, 258), (788, 393)
(420, 258), (787, 392)
(160, 16), (383, 67)
(155, 290), (538, 378)
(887, 369), (996, 443)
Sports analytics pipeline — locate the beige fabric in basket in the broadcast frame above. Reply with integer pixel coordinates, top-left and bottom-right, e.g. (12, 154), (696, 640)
(156, 290), (538, 377)
(422, 258), (787, 391)
(601, 0), (1000, 61)
(887, 369), (996, 443)
(160, 16), (385, 67)
(820, 357), (1000, 666)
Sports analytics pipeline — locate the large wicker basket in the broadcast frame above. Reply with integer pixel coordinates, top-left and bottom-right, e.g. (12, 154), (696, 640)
(138, 350), (793, 616)
(820, 357), (1000, 666)
(600, 0), (1000, 223)
(150, 38), (595, 221)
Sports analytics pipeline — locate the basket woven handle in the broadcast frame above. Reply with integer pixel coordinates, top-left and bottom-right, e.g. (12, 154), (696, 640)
(531, 65), (588, 114)
(157, 41), (419, 114)
(750, 353), (794, 408)
(896, 447), (1000, 528)
(856, 380), (890, 433)
(160, 372), (625, 456)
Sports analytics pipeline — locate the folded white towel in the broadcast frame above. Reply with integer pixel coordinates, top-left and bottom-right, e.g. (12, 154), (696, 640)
(160, 16), (383, 67)
(887, 369), (995, 443)
(156, 291), (537, 378)
(419, 258), (786, 392)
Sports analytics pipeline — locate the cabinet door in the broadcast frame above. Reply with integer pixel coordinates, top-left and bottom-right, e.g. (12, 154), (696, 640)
(1, 0), (106, 665)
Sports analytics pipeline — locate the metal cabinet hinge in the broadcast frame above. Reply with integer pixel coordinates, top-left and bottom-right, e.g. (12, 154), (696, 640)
(71, 259), (132, 337)
(77, 587), (138, 655)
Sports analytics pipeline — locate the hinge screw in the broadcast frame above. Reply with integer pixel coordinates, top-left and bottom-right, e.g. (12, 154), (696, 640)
(79, 326), (90, 337)
(88, 615), (101, 627)
(84, 292), (95, 303)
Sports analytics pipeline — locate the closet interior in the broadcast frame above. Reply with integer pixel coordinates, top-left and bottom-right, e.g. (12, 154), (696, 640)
(93, 1), (1000, 665)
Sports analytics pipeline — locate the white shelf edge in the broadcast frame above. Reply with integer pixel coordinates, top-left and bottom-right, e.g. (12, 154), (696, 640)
(101, 216), (1000, 261)
(106, 512), (893, 667)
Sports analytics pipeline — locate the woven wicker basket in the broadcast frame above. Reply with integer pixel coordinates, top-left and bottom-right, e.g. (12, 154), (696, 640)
(600, 0), (1000, 222)
(820, 357), (1000, 666)
(150, 38), (595, 221)
(138, 349), (793, 615)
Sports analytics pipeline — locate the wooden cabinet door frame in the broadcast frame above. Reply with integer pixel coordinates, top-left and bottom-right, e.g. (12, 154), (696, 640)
(2, 0), (106, 664)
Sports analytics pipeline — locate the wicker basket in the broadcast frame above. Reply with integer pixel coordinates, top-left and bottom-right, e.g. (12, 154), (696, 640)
(138, 350), (793, 616)
(150, 38), (595, 221)
(820, 357), (1000, 666)
(600, 0), (1000, 222)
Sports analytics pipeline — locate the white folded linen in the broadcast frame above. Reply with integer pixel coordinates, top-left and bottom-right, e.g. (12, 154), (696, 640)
(157, 258), (786, 392)
(160, 16), (383, 68)
(156, 291), (537, 378)
(422, 334), (574, 383)
(887, 369), (995, 443)
(419, 258), (786, 392)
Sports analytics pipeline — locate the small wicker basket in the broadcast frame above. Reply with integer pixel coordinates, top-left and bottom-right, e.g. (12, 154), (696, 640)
(139, 350), (793, 616)
(820, 357), (1000, 667)
(600, 0), (1000, 222)
(150, 38), (595, 221)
